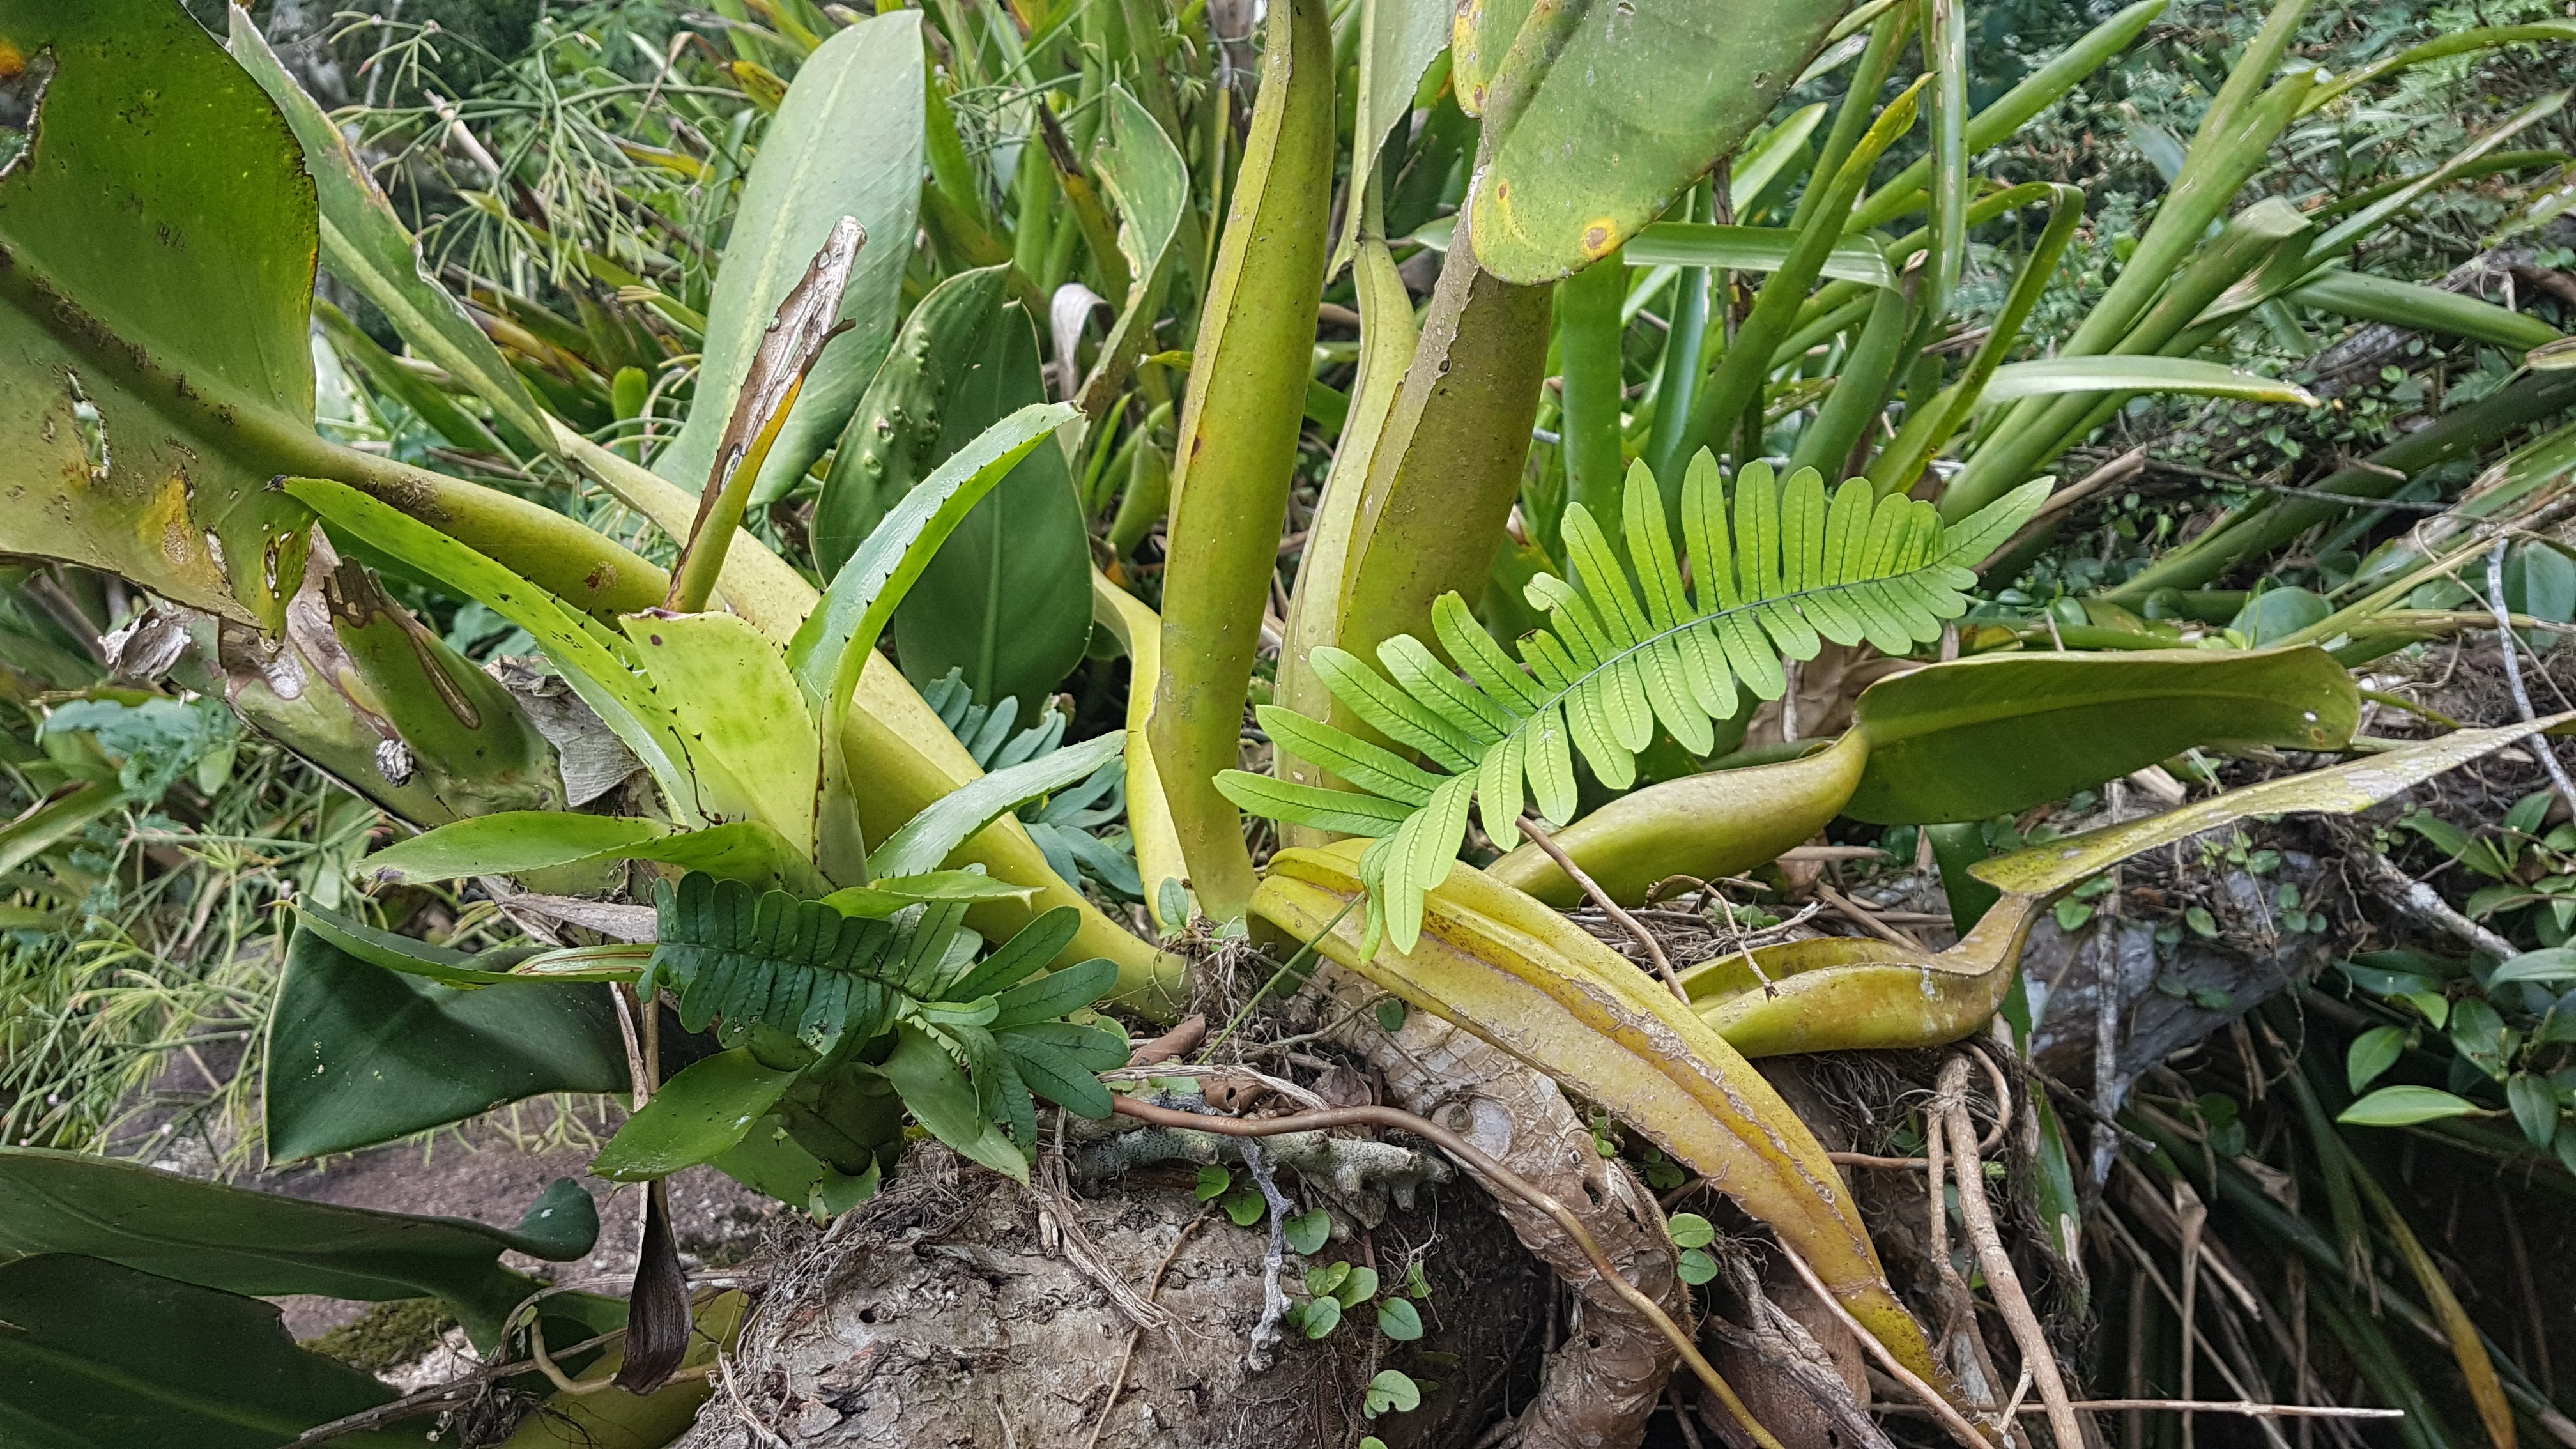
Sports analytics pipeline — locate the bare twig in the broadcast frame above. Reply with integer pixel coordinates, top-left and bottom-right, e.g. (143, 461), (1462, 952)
(1519, 816), (1687, 999)
(1940, 1059), (2083, 1449)
(2488, 537), (2576, 816)
(2357, 848), (2517, 959)
(1775, 1239), (1993, 1449)
(1108, 1096), (1788, 1449)
(1814, 882), (1929, 950)
(1874, 1400), (2404, 1420)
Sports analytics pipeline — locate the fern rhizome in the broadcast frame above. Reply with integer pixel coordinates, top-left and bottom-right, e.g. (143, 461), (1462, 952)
(1218, 452), (2046, 953)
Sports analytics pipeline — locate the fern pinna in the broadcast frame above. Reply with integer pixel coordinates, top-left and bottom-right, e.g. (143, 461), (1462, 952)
(1218, 454), (2045, 953)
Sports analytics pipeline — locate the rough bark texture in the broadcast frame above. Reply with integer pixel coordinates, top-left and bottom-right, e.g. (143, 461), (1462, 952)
(671, 1140), (1549, 1449)
(1322, 970), (1691, 1449)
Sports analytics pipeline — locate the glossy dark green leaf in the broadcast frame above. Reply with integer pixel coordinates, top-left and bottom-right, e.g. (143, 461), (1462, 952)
(0, 1255), (429, 1448)
(2347, 1025), (2405, 1092)
(0, 1146), (594, 1346)
(593, 1049), (801, 1182)
(880, 1024), (1027, 1181)
(0, 0), (317, 620)
(2507, 1071), (2560, 1150)
(1466, 0), (1848, 283)
(656, 10), (925, 505)
(265, 923), (629, 1164)
(2338, 1085), (2483, 1128)
(1846, 646), (2359, 824)
(850, 274), (1089, 710)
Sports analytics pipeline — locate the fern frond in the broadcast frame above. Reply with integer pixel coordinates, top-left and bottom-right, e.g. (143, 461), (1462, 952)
(1218, 452), (2046, 953)
(646, 873), (975, 1052)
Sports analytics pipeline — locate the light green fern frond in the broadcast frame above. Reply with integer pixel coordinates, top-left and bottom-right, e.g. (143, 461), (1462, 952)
(1216, 452), (2046, 953)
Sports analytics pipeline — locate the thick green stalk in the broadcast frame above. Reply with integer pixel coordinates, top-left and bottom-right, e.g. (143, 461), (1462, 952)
(1788, 280), (1913, 482)
(1331, 226), (1556, 703)
(1793, 1), (1914, 233)
(1916, 0), (1967, 325)
(1276, 218), (1420, 843)
(1147, 0), (1336, 921)
(1643, 180), (1714, 492)
(1556, 251), (1630, 532)
(1683, 80), (1923, 471)
(1865, 183), (2082, 495)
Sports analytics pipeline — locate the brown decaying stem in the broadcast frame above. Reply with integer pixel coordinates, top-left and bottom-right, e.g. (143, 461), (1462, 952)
(1775, 1238), (1995, 1449)
(1107, 1096), (1785, 1449)
(1873, 1400), (2404, 1421)
(1938, 1056), (2085, 1449)
(1516, 815), (1690, 999)
(2489, 535), (2576, 816)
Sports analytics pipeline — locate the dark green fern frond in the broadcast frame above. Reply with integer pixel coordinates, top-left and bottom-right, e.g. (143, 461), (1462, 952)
(1216, 452), (2046, 953)
(645, 873), (971, 1053)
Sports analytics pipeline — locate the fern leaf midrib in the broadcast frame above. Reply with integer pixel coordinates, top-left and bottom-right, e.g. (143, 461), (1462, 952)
(1462, 564), (1954, 790)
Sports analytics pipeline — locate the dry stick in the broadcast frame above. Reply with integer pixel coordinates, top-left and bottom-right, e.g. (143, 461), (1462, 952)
(1941, 1065), (2085, 1449)
(1080, 1211), (1211, 1449)
(1814, 880), (1931, 950)
(2487, 536), (2576, 815)
(1875, 1401), (2404, 1421)
(1775, 1239), (1995, 1449)
(1108, 1096), (1788, 1449)
(1518, 815), (1689, 1000)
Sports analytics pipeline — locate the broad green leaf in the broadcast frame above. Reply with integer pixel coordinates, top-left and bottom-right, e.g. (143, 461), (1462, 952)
(2508, 1071), (2560, 1150)
(620, 611), (819, 859)
(0, 1255), (429, 1448)
(0, 0), (316, 621)
(1333, 0), (1452, 266)
(1973, 357), (2320, 408)
(1844, 646), (2358, 824)
(870, 282), (1091, 709)
(1079, 87), (1192, 418)
(791, 401), (1080, 705)
(2230, 586), (2331, 646)
(656, 11), (925, 506)
(593, 1049), (801, 1181)
(362, 814), (824, 895)
(880, 1023), (1029, 1181)
(820, 871), (1042, 918)
(1622, 224), (1896, 288)
(2343, 1089), (2498, 1128)
(224, 10), (555, 452)
(0, 1144), (595, 1346)
(360, 813), (677, 885)
(265, 924), (629, 1165)
(283, 478), (702, 817)
(1973, 716), (2576, 900)
(2290, 268), (2562, 353)
(2489, 947), (2576, 986)
(1467, 0), (1848, 283)
(1367, 1368), (1423, 1414)
(868, 730), (1126, 878)
(1377, 1297), (1425, 1341)
(297, 903), (537, 986)
(0, 0), (659, 625)
(2347, 1025), (2405, 1092)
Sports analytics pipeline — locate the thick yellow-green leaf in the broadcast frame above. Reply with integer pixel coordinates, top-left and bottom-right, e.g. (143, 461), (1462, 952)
(1487, 732), (1867, 905)
(622, 612), (820, 860)
(1467, 0), (1849, 284)
(1254, 839), (1947, 1387)
(1150, 0), (1337, 919)
(1974, 716), (2575, 899)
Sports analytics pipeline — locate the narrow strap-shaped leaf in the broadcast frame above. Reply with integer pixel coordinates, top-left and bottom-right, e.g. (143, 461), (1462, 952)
(1310, 648), (1483, 772)
(1435, 594), (1549, 714)
(1624, 460), (1694, 630)
(1378, 636), (1515, 740)
(1737, 460), (1783, 603)
(1479, 732), (1529, 850)
(1258, 706), (1443, 804)
(1216, 772), (1416, 836)
(1682, 451), (1743, 611)
(1779, 466), (1828, 594)
(1560, 505), (1653, 646)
